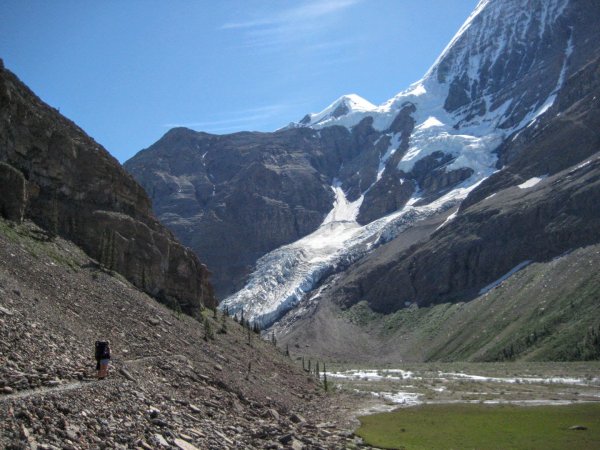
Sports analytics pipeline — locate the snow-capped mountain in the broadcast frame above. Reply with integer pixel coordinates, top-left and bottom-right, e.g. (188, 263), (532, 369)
(300, 0), (572, 133)
(218, 0), (585, 326)
(297, 94), (376, 127)
(126, 0), (600, 338)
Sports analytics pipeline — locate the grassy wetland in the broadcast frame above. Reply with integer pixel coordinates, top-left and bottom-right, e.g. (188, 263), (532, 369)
(357, 402), (600, 449)
(324, 362), (600, 449)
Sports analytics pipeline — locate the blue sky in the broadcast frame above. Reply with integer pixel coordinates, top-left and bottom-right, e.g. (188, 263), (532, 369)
(0, 1), (478, 162)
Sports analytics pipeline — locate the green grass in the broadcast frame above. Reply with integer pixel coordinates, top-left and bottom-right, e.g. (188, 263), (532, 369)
(357, 403), (600, 450)
(0, 218), (81, 270)
(341, 301), (382, 326)
(334, 245), (600, 363)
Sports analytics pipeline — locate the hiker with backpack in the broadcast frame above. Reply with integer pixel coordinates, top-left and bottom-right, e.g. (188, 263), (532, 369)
(95, 340), (111, 379)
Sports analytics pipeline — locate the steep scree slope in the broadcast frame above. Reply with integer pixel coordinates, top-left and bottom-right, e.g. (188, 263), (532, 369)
(0, 219), (365, 448)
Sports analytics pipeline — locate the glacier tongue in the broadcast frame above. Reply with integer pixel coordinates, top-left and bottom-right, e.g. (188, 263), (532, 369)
(219, 183), (364, 326)
(220, 178), (487, 327)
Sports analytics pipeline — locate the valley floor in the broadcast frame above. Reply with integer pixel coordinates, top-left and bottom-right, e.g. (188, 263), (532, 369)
(330, 362), (600, 449)
(357, 402), (600, 449)
(3, 219), (598, 449)
(279, 243), (600, 364)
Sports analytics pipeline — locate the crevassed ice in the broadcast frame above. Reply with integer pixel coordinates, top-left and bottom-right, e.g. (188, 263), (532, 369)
(220, 179), (487, 327)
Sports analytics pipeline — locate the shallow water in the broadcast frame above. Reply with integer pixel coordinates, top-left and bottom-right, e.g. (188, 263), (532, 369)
(327, 364), (600, 410)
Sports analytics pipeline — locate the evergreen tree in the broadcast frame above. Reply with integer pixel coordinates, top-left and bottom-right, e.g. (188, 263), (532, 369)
(99, 229), (108, 268)
(218, 310), (228, 334)
(316, 361), (320, 380)
(68, 216), (77, 235)
(285, 344), (290, 357)
(48, 191), (59, 239)
(109, 230), (117, 271)
(323, 363), (329, 391)
(204, 316), (214, 341)
(271, 331), (277, 347)
(247, 326), (253, 347)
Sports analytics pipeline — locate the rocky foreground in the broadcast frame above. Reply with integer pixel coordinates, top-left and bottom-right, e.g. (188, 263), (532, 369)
(0, 219), (372, 449)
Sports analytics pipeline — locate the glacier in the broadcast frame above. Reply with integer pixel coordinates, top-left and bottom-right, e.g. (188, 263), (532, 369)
(220, 178), (487, 327)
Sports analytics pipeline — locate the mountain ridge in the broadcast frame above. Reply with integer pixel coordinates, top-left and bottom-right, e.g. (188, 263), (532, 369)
(216, 0), (598, 326)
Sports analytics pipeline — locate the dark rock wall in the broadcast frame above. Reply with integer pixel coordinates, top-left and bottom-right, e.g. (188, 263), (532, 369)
(356, 104), (416, 224)
(0, 161), (27, 222)
(0, 64), (215, 316)
(362, 156), (600, 313)
(125, 127), (339, 297)
(125, 111), (442, 298)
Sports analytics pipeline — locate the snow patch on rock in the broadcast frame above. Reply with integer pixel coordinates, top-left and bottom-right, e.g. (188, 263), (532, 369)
(376, 133), (402, 182)
(478, 260), (532, 295)
(518, 176), (546, 189)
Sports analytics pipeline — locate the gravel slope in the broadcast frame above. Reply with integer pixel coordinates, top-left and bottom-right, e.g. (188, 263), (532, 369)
(0, 220), (371, 449)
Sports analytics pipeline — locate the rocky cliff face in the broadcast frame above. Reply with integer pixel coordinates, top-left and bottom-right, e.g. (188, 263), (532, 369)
(125, 127), (333, 298)
(0, 62), (215, 316)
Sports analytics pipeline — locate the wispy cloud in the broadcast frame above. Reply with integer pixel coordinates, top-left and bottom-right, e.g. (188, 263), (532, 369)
(163, 115), (270, 130)
(221, 0), (361, 31)
(220, 0), (363, 52)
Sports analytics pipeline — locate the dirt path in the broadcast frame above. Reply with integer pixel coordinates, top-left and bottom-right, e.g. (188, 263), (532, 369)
(0, 360), (151, 403)
(0, 381), (92, 403)
(0, 355), (173, 404)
